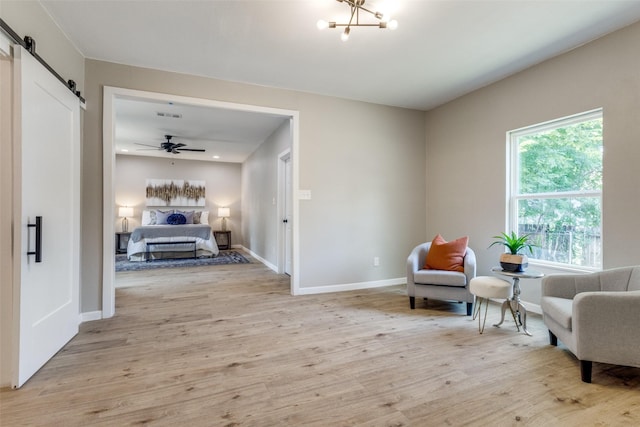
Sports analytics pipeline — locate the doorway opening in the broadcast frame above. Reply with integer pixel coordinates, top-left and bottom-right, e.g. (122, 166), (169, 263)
(102, 86), (300, 318)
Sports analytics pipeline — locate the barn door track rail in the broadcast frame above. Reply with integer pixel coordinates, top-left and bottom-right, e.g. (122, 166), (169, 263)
(0, 18), (86, 105)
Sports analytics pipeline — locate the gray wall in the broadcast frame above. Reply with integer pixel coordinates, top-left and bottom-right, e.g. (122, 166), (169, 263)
(242, 121), (291, 266)
(0, 1), (85, 93)
(298, 97), (427, 287)
(115, 155), (242, 240)
(83, 59), (426, 310)
(425, 21), (640, 306)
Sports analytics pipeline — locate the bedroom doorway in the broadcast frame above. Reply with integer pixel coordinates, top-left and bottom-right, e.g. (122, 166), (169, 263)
(102, 87), (300, 318)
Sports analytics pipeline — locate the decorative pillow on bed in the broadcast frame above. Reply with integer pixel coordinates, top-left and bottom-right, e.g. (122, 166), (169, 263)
(141, 210), (153, 226)
(167, 213), (187, 225)
(193, 211), (202, 224)
(200, 211), (209, 225)
(176, 210), (194, 224)
(154, 209), (174, 225)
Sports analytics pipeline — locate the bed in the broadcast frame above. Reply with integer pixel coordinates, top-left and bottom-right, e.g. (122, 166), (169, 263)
(126, 209), (220, 261)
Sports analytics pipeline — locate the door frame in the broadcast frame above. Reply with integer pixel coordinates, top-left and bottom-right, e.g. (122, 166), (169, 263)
(102, 87), (300, 318)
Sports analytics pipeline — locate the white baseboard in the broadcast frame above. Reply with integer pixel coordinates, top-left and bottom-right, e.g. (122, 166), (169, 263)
(80, 311), (102, 322)
(521, 301), (542, 315)
(240, 246), (278, 272)
(237, 247), (406, 295)
(295, 277), (406, 295)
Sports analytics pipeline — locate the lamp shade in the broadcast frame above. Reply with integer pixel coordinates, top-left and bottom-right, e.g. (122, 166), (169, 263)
(118, 207), (133, 218)
(217, 207), (230, 218)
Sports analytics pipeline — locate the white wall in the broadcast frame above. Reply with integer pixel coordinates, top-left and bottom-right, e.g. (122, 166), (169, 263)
(242, 121), (291, 265)
(115, 155), (242, 241)
(425, 21), (640, 308)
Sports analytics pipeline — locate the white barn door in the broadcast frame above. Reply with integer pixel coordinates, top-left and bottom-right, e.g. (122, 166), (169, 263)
(12, 46), (80, 388)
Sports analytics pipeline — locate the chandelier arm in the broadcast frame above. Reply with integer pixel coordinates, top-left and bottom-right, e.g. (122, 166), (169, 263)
(342, 0), (359, 8)
(331, 23), (381, 27)
(341, 0), (378, 19)
(356, 5), (378, 17)
(347, 4), (357, 28)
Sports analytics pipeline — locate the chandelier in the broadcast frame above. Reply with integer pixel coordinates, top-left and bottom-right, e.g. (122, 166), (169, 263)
(317, 0), (398, 41)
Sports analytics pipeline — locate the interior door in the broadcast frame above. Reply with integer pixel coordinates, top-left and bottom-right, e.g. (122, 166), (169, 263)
(284, 154), (292, 276)
(12, 46), (80, 388)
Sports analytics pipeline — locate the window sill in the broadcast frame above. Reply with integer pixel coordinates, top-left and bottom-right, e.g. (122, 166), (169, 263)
(528, 259), (600, 274)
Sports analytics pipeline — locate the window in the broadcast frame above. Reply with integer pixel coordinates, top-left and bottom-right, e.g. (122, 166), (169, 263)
(508, 109), (602, 269)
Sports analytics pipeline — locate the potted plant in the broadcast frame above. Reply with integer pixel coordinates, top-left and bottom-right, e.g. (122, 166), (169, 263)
(489, 231), (537, 272)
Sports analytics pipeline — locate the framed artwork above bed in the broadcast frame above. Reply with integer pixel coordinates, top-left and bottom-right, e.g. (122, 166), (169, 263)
(145, 179), (206, 207)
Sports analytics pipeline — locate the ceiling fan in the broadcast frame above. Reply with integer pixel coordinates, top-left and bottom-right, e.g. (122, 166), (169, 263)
(135, 135), (205, 154)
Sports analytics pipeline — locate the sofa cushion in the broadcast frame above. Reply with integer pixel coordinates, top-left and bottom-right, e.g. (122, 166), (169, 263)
(424, 234), (468, 272)
(414, 270), (467, 287)
(628, 267), (640, 291)
(541, 296), (573, 330)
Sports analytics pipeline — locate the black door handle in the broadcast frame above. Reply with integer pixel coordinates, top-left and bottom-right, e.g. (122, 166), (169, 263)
(283, 219), (288, 223)
(27, 216), (42, 263)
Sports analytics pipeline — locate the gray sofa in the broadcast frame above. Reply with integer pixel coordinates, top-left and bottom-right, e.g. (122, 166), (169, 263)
(541, 266), (640, 383)
(406, 242), (476, 315)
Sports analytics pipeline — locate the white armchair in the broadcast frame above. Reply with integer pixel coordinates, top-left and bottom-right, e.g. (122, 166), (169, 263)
(541, 266), (640, 383)
(406, 242), (476, 316)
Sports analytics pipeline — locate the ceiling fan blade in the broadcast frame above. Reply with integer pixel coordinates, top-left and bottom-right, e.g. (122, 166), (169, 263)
(177, 148), (206, 152)
(134, 142), (162, 149)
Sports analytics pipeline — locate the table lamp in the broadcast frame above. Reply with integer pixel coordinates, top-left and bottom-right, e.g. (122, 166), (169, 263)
(218, 207), (230, 231)
(118, 207), (133, 232)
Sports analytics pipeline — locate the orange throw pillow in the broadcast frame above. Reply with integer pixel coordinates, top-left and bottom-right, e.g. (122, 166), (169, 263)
(424, 234), (468, 272)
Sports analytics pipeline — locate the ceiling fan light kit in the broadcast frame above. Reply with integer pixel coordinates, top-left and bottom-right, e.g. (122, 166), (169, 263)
(317, 0), (398, 41)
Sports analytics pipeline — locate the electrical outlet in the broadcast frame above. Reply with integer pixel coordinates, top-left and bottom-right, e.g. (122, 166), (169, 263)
(374, 257), (380, 267)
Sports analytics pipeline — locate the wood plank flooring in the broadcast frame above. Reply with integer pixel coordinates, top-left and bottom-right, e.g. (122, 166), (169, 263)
(2, 253), (639, 426)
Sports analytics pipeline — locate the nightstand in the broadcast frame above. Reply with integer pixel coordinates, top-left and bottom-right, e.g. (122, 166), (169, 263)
(115, 232), (131, 254)
(213, 230), (231, 250)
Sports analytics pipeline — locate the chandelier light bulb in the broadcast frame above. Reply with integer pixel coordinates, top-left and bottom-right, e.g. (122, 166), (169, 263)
(317, 19), (329, 30)
(388, 19), (398, 30)
(341, 27), (350, 41)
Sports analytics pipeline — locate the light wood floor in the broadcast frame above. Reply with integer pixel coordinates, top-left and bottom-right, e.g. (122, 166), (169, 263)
(2, 253), (639, 426)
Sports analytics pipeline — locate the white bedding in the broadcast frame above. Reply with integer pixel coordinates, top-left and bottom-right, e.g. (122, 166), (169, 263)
(127, 226), (219, 261)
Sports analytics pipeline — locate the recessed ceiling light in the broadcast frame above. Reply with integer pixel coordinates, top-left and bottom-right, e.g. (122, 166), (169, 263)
(213, 155), (220, 159)
(121, 148), (129, 152)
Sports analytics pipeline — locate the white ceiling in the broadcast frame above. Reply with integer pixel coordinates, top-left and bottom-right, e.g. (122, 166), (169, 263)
(38, 0), (640, 162)
(114, 97), (288, 163)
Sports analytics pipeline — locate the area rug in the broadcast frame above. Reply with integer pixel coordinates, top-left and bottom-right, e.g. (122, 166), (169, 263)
(115, 251), (250, 272)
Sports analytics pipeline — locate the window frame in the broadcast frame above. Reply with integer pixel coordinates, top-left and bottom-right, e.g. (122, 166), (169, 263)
(507, 108), (603, 271)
